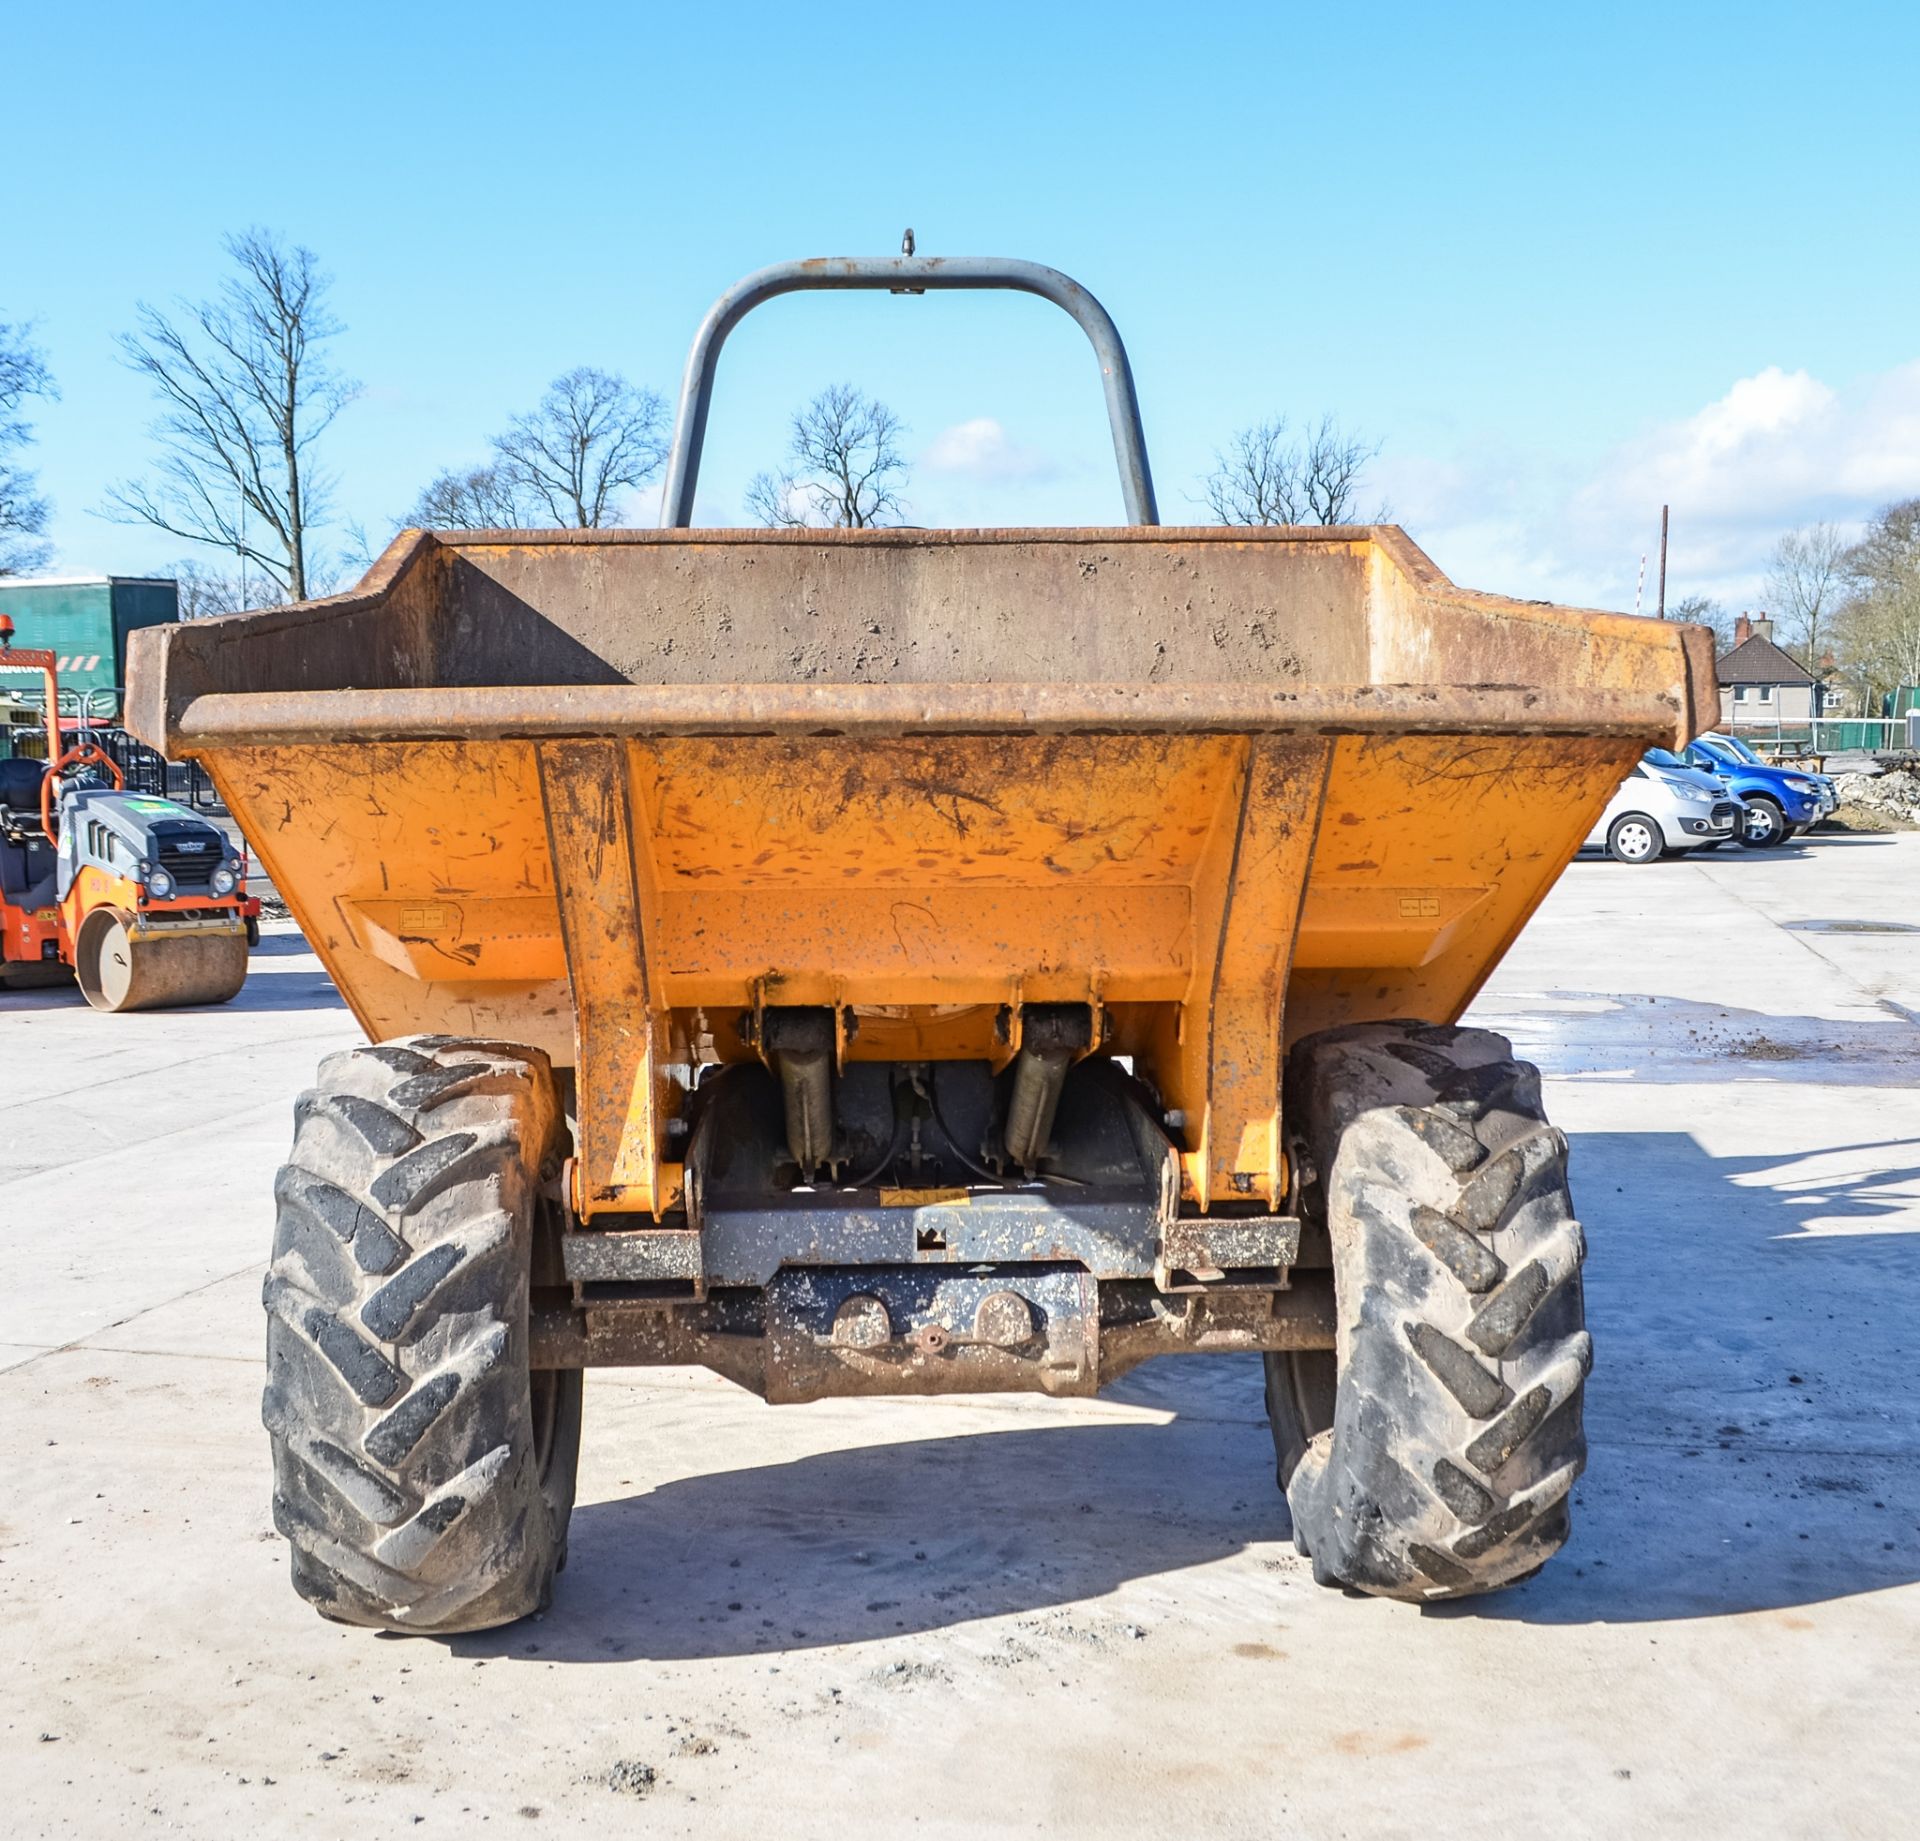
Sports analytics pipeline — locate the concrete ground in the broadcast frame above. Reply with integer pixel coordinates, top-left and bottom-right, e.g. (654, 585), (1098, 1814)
(3, 831), (1917, 1839)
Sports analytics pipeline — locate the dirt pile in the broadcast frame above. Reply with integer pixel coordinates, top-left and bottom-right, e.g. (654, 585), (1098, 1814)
(1830, 765), (1920, 831)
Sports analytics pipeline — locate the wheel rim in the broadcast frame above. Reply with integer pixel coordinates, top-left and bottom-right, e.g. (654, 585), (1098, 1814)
(1744, 803), (1777, 842)
(80, 913), (136, 1010)
(1616, 820), (1655, 860)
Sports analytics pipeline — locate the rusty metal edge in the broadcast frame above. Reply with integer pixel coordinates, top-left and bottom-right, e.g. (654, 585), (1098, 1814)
(173, 682), (1682, 747)
(527, 1272), (1338, 1388)
(124, 526), (440, 751)
(416, 522), (1683, 644)
(128, 523), (1715, 757)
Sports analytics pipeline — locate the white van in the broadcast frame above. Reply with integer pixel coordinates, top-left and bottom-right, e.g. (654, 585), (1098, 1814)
(1583, 756), (1743, 863)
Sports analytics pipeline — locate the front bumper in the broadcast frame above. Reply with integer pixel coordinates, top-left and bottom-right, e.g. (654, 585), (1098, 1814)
(1770, 785), (1831, 824)
(1668, 802), (1741, 843)
(130, 908), (250, 942)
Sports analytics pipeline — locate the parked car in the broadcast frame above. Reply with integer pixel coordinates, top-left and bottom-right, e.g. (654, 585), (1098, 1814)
(1683, 731), (1835, 846)
(1582, 754), (1744, 862)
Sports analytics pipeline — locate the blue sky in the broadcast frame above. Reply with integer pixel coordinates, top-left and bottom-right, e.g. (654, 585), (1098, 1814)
(8, 0), (1919, 610)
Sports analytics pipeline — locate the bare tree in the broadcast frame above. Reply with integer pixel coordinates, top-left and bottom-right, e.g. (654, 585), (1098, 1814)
(1204, 413), (1379, 527)
(1669, 592), (1740, 650)
(404, 463), (529, 531)
(402, 370), (666, 531)
(1836, 499), (1920, 708)
(747, 384), (909, 528)
(0, 316), (57, 575)
(103, 229), (358, 602)
(1764, 522), (1849, 668)
(492, 369), (667, 527)
(170, 557), (250, 619)
(1202, 417), (1303, 524)
(1300, 415), (1378, 524)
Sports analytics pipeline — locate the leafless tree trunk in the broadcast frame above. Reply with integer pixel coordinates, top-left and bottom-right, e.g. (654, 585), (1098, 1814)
(103, 229), (357, 602)
(1764, 522), (1849, 668)
(1203, 413), (1379, 527)
(748, 384), (909, 529)
(0, 316), (56, 575)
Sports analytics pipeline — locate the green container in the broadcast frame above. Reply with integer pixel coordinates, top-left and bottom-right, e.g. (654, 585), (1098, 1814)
(0, 576), (179, 719)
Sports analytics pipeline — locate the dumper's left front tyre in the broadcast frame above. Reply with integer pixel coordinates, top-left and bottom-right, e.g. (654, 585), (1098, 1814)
(262, 1035), (581, 1634)
(1267, 1021), (1590, 1601)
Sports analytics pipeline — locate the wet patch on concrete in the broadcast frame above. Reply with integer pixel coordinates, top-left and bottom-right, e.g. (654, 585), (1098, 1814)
(1474, 992), (1920, 1085)
(1783, 919), (1920, 935)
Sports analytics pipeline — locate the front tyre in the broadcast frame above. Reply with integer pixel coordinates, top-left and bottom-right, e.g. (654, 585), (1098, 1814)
(263, 1035), (581, 1634)
(1266, 1021), (1590, 1601)
(1605, 813), (1662, 864)
(1740, 795), (1786, 848)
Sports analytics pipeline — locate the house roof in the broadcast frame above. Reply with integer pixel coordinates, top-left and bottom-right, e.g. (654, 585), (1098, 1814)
(1717, 634), (1815, 686)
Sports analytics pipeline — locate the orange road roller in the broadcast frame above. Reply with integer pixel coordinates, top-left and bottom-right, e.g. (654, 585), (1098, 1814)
(2, 617), (254, 1010)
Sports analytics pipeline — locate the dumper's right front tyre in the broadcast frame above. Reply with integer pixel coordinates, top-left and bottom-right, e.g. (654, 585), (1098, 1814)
(1266, 1022), (1590, 1601)
(262, 1035), (581, 1634)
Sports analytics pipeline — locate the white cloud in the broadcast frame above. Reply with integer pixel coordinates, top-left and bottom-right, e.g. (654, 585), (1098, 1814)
(1381, 361), (1920, 611)
(919, 417), (1059, 485)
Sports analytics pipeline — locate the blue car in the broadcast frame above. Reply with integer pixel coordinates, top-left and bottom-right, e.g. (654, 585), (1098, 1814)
(1680, 732), (1835, 847)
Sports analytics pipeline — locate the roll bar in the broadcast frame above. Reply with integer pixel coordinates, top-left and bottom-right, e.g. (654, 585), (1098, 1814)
(659, 255), (1159, 528)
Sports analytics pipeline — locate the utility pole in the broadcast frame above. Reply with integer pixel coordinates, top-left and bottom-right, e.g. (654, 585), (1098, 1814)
(1657, 504), (1669, 619)
(1634, 553), (1646, 618)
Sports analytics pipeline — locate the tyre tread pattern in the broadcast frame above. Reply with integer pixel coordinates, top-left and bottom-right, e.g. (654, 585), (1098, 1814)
(1278, 1020), (1590, 1601)
(262, 1035), (575, 1634)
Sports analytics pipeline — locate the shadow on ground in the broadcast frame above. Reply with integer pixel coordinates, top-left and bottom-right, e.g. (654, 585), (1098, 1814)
(0, 930), (340, 1014)
(448, 1124), (1919, 1662)
(248, 930), (316, 958)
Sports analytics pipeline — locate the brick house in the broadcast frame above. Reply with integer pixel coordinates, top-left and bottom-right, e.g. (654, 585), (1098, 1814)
(1716, 614), (1820, 732)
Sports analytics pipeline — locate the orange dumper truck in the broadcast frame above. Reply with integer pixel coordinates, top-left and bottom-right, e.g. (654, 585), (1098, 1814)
(125, 255), (1715, 1631)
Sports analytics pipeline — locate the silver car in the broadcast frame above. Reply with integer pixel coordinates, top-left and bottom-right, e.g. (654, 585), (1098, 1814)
(1583, 755), (1744, 863)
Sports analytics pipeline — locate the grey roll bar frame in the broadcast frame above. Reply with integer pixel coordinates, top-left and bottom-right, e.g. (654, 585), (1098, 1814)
(659, 256), (1159, 528)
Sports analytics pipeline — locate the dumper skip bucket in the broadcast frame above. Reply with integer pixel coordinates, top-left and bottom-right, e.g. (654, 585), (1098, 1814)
(127, 258), (1713, 1225)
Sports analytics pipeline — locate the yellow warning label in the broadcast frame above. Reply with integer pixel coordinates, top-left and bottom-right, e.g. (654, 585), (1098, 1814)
(878, 1187), (970, 1208)
(400, 904), (449, 933)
